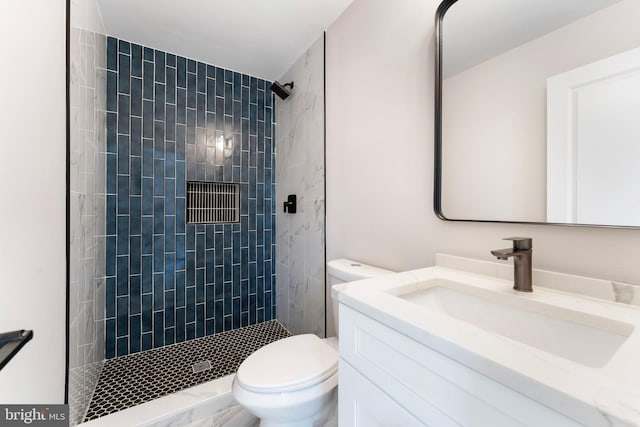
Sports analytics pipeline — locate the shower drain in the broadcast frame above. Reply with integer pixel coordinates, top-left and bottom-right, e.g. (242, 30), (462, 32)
(192, 360), (212, 374)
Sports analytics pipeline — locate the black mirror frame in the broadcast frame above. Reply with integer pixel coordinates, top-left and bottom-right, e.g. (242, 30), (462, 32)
(433, 0), (634, 229)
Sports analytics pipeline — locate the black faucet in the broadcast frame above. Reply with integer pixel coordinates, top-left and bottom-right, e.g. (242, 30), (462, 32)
(491, 237), (533, 292)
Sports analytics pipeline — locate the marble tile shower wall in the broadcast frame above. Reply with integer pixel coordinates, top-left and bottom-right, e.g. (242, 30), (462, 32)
(68, 0), (107, 423)
(275, 36), (325, 336)
(105, 37), (276, 358)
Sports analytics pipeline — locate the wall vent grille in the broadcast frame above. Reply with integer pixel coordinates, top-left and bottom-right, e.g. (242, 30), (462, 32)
(187, 181), (239, 224)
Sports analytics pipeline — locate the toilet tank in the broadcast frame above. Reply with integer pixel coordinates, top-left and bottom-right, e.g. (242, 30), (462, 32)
(326, 259), (394, 337)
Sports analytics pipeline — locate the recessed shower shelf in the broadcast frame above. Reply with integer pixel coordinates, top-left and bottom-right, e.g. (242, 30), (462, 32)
(0, 329), (33, 371)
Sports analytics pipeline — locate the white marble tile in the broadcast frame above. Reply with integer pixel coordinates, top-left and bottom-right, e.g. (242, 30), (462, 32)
(69, 0), (108, 423)
(275, 34), (326, 336)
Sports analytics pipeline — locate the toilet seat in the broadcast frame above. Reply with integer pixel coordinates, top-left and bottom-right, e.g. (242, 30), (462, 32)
(236, 334), (338, 393)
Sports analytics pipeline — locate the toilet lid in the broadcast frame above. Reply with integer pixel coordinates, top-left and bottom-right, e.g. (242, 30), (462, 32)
(236, 334), (338, 393)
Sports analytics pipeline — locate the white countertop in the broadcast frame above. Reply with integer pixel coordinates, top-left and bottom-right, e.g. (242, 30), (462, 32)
(333, 265), (640, 427)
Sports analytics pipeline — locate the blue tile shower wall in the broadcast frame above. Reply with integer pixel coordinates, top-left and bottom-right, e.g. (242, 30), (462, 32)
(105, 37), (277, 358)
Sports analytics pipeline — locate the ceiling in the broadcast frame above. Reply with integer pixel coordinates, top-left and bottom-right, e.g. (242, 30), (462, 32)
(443, 0), (624, 77)
(97, 0), (355, 81)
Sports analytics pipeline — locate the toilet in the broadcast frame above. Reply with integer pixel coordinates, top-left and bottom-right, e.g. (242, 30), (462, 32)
(232, 259), (393, 427)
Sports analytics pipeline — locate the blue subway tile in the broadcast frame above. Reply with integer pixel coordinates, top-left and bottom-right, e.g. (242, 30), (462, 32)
(117, 255), (129, 296)
(233, 73), (241, 100)
(186, 323), (195, 340)
(118, 39), (130, 54)
(166, 104), (176, 142)
(118, 53), (130, 94)
(155, 50), (166, 83)
(131, 43), (142, 77)
(105, 318), (116, 359)
(129, 275), (141, 315)
(176, 88), (186, 124)
(215, 301), (224, 333)
(165, 290), (175, 328)
(117, 296), (129, 337)
(214, 268), (224, 294)
(143, 61), (154, 100)
(197, 93), (206, 127)
(118, 94), (130, 133)
(186, 252), (195, 286)
(154, 121), (165, 157)
(130, 235), (141, 274)
(186, 287), (195, 322)
(154, 83), (166, 121)
(143, 100), (154, 138)
(207, 79), (216, 111)
(153, 160), (165, 196)
(233, 298), (240, 329)
(142, 294), (153, 332)
(142, 332), (153, 351)
(129, 314), (141, 354)
(153, 311), (164, 348)
(187, 72), (196, 109)
(196, 271), (205, 303)
(131, 78), (142, 117)
(176, 270), (186, 307)
(106, 236), (116, 276)
(165, 216), (176, 249)
(176, 199), (186, 234)
(166, 53), (176, 67)
(117, 176), (129, 215)
(196, 304), (205, 337)
(153, 235), (164, 272)
(144, 47), (154, 61)
(106, 277), (116, 318)
(166, 149), (176, 179)
(176, 309), (186, 343)
(153, 272), (164, 310)
(177, 57), (186, 88)
(142, 255), (153, 293)
(107, 37), (117, 71)
(107, 71), (118, 112)
(206, 318), (215, 335)
(117, 337), (128, 357)
(210, 70), (223, 97)
(197, 62), (206, 92)
(164, 327), (175, 346)
(131, 116), (142, 155)
(117, 135), (130, 175)
(166, 67), (176, 104)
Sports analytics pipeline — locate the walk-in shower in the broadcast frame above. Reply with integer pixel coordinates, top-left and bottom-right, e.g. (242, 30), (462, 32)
(68, 1), (327, 425)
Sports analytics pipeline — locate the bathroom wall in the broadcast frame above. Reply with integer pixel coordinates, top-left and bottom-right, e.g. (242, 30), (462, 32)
(326, 0), (640, 292)
(68, 0), (107, 422)
(275, 35), (326, 336)
(442, 0), (640, 222)
(105, 38), (277, 358)
(0, 0), (66, 403)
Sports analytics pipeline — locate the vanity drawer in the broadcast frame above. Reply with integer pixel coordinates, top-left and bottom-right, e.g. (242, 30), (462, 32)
(340, 360), (426, 427)
(339, 305), (583, 427)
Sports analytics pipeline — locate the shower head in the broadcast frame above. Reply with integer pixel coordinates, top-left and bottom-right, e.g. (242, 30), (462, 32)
(271, 81), (294, 100)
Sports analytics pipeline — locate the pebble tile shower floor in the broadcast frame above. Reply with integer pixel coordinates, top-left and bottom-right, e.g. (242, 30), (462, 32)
(84, 320), (291, 421)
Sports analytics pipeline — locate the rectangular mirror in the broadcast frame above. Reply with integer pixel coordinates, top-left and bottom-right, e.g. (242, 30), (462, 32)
(435, 0), (640, 227)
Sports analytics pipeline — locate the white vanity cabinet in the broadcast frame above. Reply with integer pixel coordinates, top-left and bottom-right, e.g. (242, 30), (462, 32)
(338, 304), (585, 427)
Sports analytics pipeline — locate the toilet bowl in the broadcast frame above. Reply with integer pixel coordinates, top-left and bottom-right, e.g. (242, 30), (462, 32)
(232, 259), (393, 427)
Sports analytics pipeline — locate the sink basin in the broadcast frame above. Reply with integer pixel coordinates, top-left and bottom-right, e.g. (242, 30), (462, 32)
(389, 279), (634, 368)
